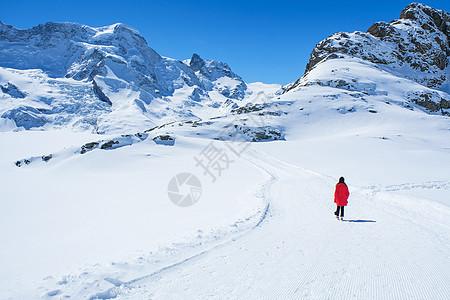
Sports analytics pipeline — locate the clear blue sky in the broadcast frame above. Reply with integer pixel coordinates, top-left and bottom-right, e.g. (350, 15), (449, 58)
(1, 0), (449, 84)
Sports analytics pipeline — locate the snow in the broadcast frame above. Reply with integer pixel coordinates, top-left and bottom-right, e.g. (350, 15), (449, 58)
(1, 87), (449, 298)
(0, 117), (16, 131)
(1, 5), (450, 299)
(0, 133), (267, 299)
(91, 23), (136, 40)
(113, 148), (449, 299)
(0, 22), (256, 134)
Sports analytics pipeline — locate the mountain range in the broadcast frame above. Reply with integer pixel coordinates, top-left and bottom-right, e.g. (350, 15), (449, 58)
(0, 21), (253, 133)
(0, 2), (449, 136)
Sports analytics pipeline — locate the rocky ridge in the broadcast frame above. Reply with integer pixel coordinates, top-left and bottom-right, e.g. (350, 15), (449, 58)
(284, 3), (450, 115)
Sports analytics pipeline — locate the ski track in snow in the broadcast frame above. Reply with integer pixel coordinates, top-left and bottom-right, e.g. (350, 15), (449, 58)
(67, 147), (450, 300)
(80, 147), (277, 300)
(362, 181), (450, 193)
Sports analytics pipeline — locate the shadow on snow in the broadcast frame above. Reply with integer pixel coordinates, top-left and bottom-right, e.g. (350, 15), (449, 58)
(342, 219), (376, 223)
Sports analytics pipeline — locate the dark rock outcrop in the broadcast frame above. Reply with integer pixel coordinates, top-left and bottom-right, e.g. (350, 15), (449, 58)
(296, 3), (450, 91)
(1, 82), (27, 98)
(1, 106), (47, 129)
(153, 135), (175, 146)
(92, 79), (112, 105)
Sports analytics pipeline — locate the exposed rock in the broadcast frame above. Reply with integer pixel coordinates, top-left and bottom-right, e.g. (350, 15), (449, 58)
(68, 49), (105, 81)
(189, 53), (206, 72)
(219, 125), (284, 142)
(185, 53), (248, 100)
(101, 140), (119, 149)
(42, 154), (53, 162)
(134, 132), (149, 140)
(406, 90), (450, 114)
(15, 159), (31, 167)
(367, 22), (396, 39)
(80, 142), (99, 154)
(292, 3), (450, 93)
(1, 106), (47, 129)
(92, 79), (112, 105)
(231, 103), (270, 114)
(222, 99), (239, 110)
(231, 101), (293, 116)
(189, 87), (209, 102)
(153, 135), (175, 146)
(400, 2), (450, 38)
(337, 106), (356, 114)
(1, 82), (27, 98)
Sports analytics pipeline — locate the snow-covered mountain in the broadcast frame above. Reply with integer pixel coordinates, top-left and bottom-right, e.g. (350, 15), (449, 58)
(0, 22), (252, 133)
(2, 3), (449, 137)
(283, 3), (450, 115)
(4, 3), (450, 163)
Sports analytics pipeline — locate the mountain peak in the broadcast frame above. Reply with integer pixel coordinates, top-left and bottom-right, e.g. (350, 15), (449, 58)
(400, 3), (447, 21)
(400, 3), (450, 37)
(0, 21), (250, 132)
(93, 22), (142, 39)
(292, 2), (450, 94)
(189, 53), (205, 72)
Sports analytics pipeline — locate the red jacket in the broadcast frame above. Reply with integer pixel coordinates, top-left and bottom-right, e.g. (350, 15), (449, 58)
(334, 183), (349, 206)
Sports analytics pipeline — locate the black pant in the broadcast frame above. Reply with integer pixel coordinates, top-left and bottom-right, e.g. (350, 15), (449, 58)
(335, 206), (344, 217)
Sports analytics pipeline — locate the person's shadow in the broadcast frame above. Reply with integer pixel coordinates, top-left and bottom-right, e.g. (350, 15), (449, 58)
(342, 219), (376, 223)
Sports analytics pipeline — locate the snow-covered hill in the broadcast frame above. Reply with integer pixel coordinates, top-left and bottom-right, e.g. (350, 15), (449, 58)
(284, 2), (450, 115)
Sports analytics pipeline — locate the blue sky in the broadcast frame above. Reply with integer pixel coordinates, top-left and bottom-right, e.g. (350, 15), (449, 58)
(1, 0), (449, 84)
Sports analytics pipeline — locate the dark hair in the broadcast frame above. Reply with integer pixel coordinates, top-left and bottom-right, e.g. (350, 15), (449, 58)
(339, 177), (345, 184)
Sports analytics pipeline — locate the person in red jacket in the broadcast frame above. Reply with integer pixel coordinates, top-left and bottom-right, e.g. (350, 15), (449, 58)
(334, 177), (349, 220)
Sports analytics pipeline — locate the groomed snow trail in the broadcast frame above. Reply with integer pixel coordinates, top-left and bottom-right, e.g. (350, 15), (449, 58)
(95, 147), (450, 299)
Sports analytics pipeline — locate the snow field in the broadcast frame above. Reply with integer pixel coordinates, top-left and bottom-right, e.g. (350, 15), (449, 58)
(100, 146), (449, 299)
(0, 134), (267, 299)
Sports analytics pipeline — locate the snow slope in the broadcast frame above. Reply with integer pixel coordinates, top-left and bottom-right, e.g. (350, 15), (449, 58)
(106, 147), (449, 299)
(1, 81), (449, 298)
(2, 121), (447, 299)
(293, 3), (450, 93)
(285, 2), (450, 115)
(0, 133), (267, 299)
